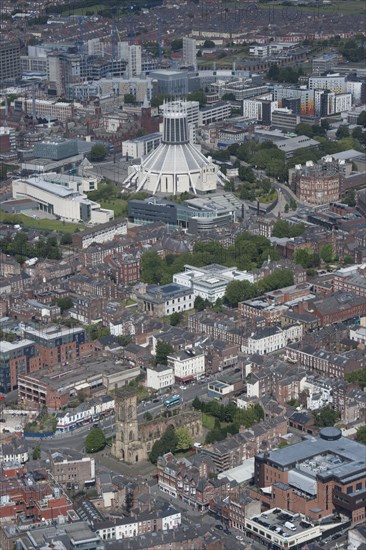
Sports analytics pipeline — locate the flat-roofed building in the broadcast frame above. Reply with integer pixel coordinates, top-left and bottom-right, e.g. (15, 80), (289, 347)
(146, 365), (174, 390)
(174, 263), (254, 303)
(254, 427), (366, 523)
(122, 132), (162, 159)
(0, 339), (40, 394)
(12, 176), (113, 224)
(71, 218), (127, 249)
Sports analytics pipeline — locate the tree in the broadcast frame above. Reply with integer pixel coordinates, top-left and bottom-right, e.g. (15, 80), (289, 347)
(60, 233), (72, 245)
(169, 312), (183, 326)
(224, 279), (256, 307)
(336, 125), (350, 140)
(192, 396), (202, 410)
(0, 163), (8, 180)
(85, 427), (107, 453)
(314, 405), (340, 428)
(222, 93), (236, 100)
(175, 427), (193, 450)
(194, 295), (206, 312)
(32, 443), (41, 460)
(143, 411), (153, 421)
(320, 243), (333, 264)
(56, 296), (74, 313)
(90, 144), (108, 162)
(357, 110), (366, 127)
(272, 220), (305, 238)
(294, 248), (319, 269)
(155, 341), (175, 365)
(186, 90), (207, 106)
(345, 367), (366, 389)
(170, 38), (183, 52)
(356, 425), (366, 445)
(124, 93), (136, 104)
(203, 40), (215, 48)
(149, 426), (177, 463)
(267, 63), (280, 80)
(140, 251), (164, 284)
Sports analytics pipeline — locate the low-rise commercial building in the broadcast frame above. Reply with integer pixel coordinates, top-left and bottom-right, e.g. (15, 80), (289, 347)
(146, 365), (174, 390)
(96, 505), (181, 541)
(167, 349), (205, 382)
(49, 451), (95, 490)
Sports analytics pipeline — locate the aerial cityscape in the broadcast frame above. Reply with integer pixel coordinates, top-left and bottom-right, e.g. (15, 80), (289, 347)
(0, 0), (365, 548)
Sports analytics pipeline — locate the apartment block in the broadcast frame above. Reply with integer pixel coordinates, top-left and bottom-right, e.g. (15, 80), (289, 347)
(0, 339), (41, 394)
(72, 218), (127, 249)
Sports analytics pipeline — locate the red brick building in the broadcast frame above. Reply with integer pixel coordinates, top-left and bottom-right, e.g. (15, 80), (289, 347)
(252, 427), (366, 524)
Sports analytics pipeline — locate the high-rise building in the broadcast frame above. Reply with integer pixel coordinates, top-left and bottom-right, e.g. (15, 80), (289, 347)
(308, 73), (346, 94)
(128, 45), (142, 78)
(273, 86), (315, 116)
(182, 37), (197, 69)
(87, 38), (104, 57)
(0, 40), (21, 83)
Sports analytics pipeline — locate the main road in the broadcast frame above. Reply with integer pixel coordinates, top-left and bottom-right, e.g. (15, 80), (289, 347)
(33, 371), (243, 454)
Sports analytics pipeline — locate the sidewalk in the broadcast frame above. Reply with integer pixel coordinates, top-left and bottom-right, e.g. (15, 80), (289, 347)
(95, 450), (156, 478)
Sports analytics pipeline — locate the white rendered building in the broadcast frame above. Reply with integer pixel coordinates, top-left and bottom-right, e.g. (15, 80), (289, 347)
(167, 350), (205, 382)
(173, 263), (254, 303)
(146, 365), (174, 390)
(183, 37), (197, 69)
(124, 101), (227, 195)
(12, 176), (113, 224)
(243, 324), (303, 355)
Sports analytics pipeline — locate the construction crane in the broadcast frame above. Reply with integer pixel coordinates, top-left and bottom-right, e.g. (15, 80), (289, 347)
(77, 16), (84, 55)
(129, 3), (134, 46)
(156, 16), (163, 62)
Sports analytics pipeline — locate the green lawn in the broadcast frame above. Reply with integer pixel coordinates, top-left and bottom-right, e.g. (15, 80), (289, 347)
(251, 1), (365, 15)
(202, 413), (215, 430)
(100, 199), (128, 218)
(61, 4), (106, 15)
(0, 212), (83, 234)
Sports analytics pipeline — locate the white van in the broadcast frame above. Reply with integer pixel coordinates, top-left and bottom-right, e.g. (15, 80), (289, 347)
(284, 521), (296, 531)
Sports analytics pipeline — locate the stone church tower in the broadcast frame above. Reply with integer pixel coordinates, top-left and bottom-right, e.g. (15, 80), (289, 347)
(113, 388), (141, 463)
(112, 387), (203, 464)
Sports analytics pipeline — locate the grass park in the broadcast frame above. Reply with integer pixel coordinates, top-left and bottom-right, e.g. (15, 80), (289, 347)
(61, 4), (106, 16)
(0, 212), (83, 234)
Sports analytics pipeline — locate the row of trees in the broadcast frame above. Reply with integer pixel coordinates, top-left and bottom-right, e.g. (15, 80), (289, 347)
(0, 231), (61, 262)
(345, 367), (366, 390)
(141, 232), (280, 285)
(192, 397), (264, 445)
(293, 244), (334, 269)
(267, 64), (304, 84)
(149, 425), (193, 463)
(224, 268), (294, 307)
(272, 220), (305, 239)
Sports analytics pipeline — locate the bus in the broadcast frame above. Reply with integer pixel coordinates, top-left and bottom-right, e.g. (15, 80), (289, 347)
(164, 395), (181, 409)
